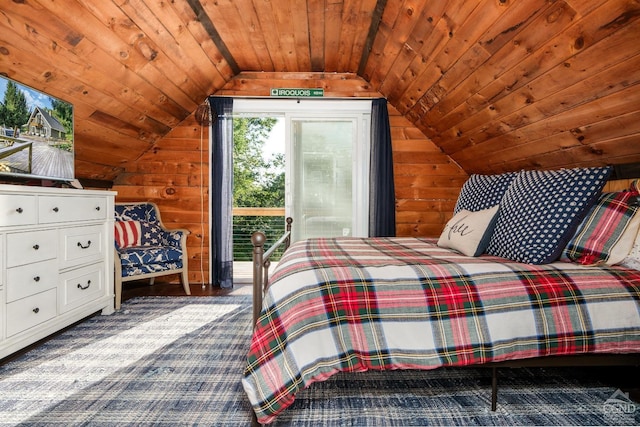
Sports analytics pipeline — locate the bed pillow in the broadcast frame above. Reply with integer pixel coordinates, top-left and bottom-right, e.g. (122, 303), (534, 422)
(620, 227), (640, 270)
(562, 190), (640, 266)
(115, 220), (142, 249)
(607, 212), (640, 265)
(486, 166), (612, 264)
(437, 205), (499, 257)
(453, 172), (517, 214)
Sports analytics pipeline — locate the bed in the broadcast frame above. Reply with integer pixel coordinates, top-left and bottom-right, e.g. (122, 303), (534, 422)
(242, 167), (640, 425)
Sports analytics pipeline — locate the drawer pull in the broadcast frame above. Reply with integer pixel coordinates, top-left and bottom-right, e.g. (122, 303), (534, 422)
(16, 207), (23, 213)
(77, 240), (92, 249)
(77, 280), (91, 290)
(33, 244), (40, 250)
(33, 276), (41, 282)
(33, 307), (40, 314)
(53, 207), (59, 212)
(95, 206), (101, 211)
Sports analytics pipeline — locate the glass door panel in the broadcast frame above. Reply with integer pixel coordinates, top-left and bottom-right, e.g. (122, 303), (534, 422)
(290, 119), (355, 241)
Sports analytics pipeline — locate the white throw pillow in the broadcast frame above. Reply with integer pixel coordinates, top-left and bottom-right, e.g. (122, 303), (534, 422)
(620, 226), (640, 270)
(437, 205), (500, 257)
(607, 211), (640, 265)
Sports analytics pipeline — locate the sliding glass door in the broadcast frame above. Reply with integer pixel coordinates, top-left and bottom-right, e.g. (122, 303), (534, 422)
(233, 99), (371, 242)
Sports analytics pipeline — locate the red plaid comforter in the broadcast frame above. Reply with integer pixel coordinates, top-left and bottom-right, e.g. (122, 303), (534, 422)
(243, 237), (640, 424)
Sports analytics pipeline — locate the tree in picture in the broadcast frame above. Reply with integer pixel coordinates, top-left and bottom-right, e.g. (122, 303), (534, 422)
(51, 98), (74, 150)
(0, 80), (29, 139)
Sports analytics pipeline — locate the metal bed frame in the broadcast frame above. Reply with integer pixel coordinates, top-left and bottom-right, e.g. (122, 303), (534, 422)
(248, 217), (639, 424)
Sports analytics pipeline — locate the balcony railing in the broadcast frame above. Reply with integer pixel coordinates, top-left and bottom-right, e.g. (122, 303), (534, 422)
(232, 207), (287, 261)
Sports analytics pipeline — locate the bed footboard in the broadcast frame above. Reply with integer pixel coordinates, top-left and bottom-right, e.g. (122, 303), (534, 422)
(251, 217), (292, 325)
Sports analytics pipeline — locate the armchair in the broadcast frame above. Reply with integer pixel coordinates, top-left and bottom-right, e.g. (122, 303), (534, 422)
(114, 202), (191, 309)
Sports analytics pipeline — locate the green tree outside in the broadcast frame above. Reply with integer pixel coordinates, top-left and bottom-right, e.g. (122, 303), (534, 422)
(233, 117), (286, 260)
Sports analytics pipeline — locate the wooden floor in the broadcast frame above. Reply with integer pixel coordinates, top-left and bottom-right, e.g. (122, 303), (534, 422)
(121, 261), (255, 303)
(121, 279), (251, 302)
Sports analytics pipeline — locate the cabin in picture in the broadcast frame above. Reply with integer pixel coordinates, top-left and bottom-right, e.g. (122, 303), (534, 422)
(0, 1), (639, 424)
(26, 106), (67, 141)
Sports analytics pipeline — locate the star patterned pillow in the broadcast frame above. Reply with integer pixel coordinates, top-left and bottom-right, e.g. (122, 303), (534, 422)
(486, 166), (612, 264)
(139, 221), (162, 246)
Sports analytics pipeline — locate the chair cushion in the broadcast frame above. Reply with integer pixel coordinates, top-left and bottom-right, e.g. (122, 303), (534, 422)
(118, 245), (184, 268)
(121, 261), (184, 278)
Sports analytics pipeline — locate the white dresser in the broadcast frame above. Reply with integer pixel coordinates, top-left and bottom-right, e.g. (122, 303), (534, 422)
(0, 184), (116, 359)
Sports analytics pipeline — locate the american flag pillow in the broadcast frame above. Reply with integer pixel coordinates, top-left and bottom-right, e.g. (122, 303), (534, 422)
(114, 220), (142, 249)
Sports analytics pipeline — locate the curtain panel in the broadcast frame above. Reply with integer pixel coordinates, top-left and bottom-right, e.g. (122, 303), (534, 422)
(369, 98), (396, 237)
(208, 96), (234, 288)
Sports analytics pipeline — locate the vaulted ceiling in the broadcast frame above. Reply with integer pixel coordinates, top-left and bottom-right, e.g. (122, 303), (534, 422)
(1, 0), (639, 182)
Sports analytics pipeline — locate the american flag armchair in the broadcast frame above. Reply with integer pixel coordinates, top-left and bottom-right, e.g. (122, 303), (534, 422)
(113, 202), (190, 309)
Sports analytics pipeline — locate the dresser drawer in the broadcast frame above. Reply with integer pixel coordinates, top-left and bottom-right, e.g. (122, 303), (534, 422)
(39, 196), (107, 224)
(6, 229), (57, 267)
(59, 263), (104, 313)
(0, 195), (37, 227)
(6, 289), (57, 337)
(6, 259), (58, 302)
(59, 224), (105, 269)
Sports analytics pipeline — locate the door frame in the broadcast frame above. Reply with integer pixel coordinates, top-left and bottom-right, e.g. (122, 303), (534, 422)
(233, 98), (372, 240)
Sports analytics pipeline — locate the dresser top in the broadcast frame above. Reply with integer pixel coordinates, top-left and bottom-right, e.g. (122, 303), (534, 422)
(0, 184), (116, 197)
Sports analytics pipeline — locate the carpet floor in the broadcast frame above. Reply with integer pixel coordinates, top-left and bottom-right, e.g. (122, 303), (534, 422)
(0, 296), (638, 426)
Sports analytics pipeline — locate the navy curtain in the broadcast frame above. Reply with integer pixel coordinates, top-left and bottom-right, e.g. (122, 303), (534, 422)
(369, 98), (396, 237)
(208, 96), (234, 288)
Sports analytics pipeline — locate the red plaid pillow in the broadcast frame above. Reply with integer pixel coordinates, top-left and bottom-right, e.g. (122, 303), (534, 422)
(562, 190), (639, 265)
(114, 220), (142, 249)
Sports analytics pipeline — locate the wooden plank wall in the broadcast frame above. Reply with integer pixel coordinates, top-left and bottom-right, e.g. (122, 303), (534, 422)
(391, 110), (468, 236)
(604, 179), (637, 193)
(113, 72), (467, 285)
(112, 113), (210, 285)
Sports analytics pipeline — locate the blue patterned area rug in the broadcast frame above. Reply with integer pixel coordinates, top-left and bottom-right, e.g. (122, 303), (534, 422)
(0, 296), (638, 426)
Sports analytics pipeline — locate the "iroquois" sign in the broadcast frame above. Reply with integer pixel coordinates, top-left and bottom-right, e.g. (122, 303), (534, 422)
(270, 88), (324, 97)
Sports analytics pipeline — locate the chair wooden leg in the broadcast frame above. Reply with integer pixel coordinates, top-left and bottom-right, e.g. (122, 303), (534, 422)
(115, 276), (122, 310)
(181, 270), (191, 295)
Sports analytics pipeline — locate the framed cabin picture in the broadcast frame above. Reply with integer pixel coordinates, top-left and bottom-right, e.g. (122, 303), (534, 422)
(0, 75), (75, 183)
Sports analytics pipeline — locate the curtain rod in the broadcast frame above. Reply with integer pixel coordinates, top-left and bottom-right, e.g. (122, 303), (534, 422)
(205, 95), (383, 101)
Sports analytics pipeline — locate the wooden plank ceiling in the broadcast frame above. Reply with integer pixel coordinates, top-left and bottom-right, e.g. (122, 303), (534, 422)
(1, 0), (639, 181)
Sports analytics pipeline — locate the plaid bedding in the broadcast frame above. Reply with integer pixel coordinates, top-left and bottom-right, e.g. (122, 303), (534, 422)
(242, 237), (640, 424)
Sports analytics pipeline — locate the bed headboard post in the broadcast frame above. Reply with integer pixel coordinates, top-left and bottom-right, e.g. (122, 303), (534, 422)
(251, 231), (266, 326)
(285, 216), (293, 249)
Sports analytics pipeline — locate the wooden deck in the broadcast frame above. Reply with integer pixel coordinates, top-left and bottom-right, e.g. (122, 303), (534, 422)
(0, 138), (73, 179)
(234, 261), (253, 284)
(233, 261), (278, 284)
